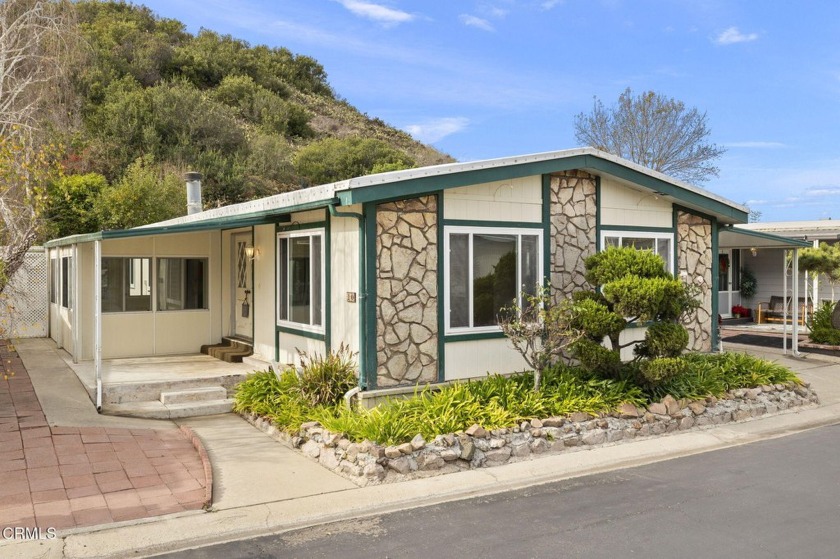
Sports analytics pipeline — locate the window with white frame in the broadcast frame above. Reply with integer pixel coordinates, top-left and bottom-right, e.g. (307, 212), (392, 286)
(445, 226), (542, 333)
(157, 258), (208, 311)
(601, 230), (674, 273)
(277, 229), (324, 330)
(102, 257), (152, 312)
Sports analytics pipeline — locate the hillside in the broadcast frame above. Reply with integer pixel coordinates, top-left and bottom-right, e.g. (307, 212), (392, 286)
(51, 1), (452, 235)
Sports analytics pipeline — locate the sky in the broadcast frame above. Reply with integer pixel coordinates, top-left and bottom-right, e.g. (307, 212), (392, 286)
(136, 0), (840, 223)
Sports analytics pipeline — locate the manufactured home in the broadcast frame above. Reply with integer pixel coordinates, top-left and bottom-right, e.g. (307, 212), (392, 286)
(44, 148), (808, 413)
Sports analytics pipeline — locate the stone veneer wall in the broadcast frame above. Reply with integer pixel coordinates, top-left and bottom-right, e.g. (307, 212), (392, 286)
(677, 211), (713, 352)
(549, 171), (597, 302)
(375, 196), (438, 387)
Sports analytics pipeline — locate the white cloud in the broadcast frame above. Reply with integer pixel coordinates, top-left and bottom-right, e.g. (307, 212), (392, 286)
(541, 0), (563, 9)
(714, 26), (759, 45)
(404, 117), (470, 143)
(805, 187), (840, 197)
(335, 0), (415, 26)
(459, 14), (495, 32)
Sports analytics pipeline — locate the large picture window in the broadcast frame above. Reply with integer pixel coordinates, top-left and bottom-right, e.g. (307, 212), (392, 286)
(602, 231), (674, 273)
(277, 230), (324, 330)
(445, 227), (542, 333)
(157, 258), (208, 311)
(102, 257), (151, 312)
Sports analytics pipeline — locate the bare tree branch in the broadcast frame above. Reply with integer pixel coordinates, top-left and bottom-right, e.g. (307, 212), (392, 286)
(574, 88), (725, 185)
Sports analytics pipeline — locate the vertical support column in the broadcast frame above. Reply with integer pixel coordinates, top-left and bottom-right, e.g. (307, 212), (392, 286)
(94, 240), (103, 412)
(72, 244), (80, 363)
(792, 248), (799, 355)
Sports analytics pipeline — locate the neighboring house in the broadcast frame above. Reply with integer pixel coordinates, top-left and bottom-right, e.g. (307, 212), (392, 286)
(44, 147), (803, 396)
(734, 220), (839, 318)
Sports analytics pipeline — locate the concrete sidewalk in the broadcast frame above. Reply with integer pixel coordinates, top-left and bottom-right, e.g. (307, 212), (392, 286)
(2, 339), (840, 558)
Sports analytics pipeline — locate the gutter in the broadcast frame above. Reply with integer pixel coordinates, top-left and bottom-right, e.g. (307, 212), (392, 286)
(328, 203), (368, 390)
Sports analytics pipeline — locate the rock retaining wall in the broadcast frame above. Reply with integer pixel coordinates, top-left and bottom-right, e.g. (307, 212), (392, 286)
(244, 382), (819, 486)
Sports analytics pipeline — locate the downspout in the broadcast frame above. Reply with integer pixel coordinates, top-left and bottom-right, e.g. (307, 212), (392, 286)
(94, 240), (103, 412)
(328, 203), (367, 390)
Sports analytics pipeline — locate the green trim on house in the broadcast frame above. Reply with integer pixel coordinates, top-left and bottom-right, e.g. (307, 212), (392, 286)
(671, 208), (679, 274)
(595, 176), (602, 251)
(442, 219), (543, 229)
(436, 192), (445, 383)
(599, 225), (674, 233)
(324, 209), (331, 352)
(444, 331), (508, 343)
(541, 175), (551, 290)
(276, 221), (327, 232)
(363, 201), (379, 390)
(335, 154), (748, 223)
(276, 325), (326, 341)
(711, 217), (720, 350)
(719, 225), (810, 248)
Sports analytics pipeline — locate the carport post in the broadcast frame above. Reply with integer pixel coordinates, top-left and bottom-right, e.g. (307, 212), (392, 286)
(792, 248), (800, 355)
(94, 240), (102, 412)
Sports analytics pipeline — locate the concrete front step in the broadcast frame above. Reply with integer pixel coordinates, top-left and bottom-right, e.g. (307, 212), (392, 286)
(103, 398), (235, 419)
(160, 386), (227, 405)
(241, 354), (272, 371)
(101, 374), (249, 405)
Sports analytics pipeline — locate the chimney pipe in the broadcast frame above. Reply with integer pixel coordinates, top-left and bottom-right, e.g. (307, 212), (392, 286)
(185, 172), (202, 215)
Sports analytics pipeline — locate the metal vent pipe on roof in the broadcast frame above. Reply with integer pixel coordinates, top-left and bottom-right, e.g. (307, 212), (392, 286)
(185, 171), (202, 215)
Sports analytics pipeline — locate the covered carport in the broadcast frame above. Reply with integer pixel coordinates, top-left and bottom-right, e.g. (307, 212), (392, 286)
(719, 226), (811, 354)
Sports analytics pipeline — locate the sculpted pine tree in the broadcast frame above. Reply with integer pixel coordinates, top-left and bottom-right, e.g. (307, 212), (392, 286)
(574, 88), (725, 185)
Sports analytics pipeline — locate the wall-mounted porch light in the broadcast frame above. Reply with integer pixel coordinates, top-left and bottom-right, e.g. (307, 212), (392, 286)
(245, 246), (261, 260)
(750, 247), (758, 257)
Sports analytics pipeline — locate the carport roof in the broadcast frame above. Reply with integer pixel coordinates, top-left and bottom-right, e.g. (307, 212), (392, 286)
(719, 225), (811, 250)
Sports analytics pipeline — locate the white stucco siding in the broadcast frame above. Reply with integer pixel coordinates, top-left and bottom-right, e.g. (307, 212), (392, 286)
(292, 208), (328, 225)
(252, 224), (275, 361)
(329, 207), (361, 360)
(102, 313), (155, 358)
(79, 243), (95, 361)
(154, 311), (212, 355)
(444, 339), (530, 380)
(600, 177), (672, 228)
(444, 176), (542, 223)
(277, 333), (325, 368)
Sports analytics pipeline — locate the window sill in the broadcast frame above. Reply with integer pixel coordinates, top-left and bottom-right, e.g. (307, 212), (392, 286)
(444, 331), (507, 343)
(277, 324), (325, 341)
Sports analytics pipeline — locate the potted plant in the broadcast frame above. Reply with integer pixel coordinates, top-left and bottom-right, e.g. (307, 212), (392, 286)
(731, 305), (750, 318)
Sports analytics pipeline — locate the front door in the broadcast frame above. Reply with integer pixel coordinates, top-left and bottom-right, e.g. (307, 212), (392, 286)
(232, 232), (253, 340)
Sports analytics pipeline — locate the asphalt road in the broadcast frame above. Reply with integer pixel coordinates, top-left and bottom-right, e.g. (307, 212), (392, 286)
(155, 423), (840, 559)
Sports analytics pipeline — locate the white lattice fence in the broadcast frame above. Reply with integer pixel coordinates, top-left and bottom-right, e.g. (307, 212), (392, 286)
(0, 248), (48, 338)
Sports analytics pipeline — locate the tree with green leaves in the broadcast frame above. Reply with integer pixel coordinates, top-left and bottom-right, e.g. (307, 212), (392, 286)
(94, 156), (184, 230)
(800, 242), (840, 302)
(294, 137), (415, 186)
(45, 173), (107, 237)
(574, 88), (725, 184)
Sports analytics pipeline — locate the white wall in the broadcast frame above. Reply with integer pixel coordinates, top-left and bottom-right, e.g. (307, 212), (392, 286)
(277, 332), (325, 367)
(444, 176), (542, 223)
(252, 224), (275, 361)
(600, 177), (672, 228)
(445, 339), (530, 380)
(330, 206), (361, 360)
